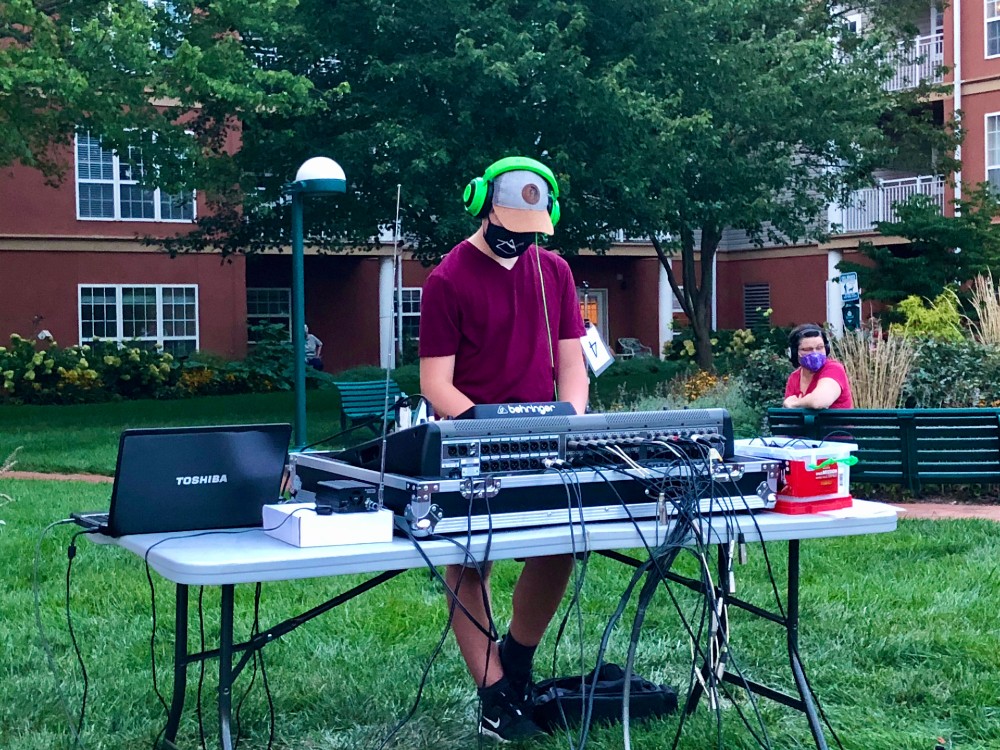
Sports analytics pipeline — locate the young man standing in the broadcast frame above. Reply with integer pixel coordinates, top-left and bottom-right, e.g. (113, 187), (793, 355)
(419, 156), (589, 740)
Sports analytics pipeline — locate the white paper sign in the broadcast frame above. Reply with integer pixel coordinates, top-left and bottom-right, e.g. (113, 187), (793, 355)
(581, 325), (614, 376)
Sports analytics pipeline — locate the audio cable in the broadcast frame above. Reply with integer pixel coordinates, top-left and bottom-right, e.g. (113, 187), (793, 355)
(33, 518), (90, 750)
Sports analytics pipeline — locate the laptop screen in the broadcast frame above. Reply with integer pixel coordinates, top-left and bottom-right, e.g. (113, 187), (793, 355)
(107, 423), (291, 536)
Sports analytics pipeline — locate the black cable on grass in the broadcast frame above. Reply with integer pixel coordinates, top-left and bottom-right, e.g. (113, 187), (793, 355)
(65, 529), (93, 740)
(373, 511), (490, 750)
(33, 518), (89, 750)
(576, 441), (781, 750)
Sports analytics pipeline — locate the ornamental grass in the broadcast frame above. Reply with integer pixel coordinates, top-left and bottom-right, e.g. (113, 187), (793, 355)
(969, 272), (1000, 346)
(833, 328), (915, 409)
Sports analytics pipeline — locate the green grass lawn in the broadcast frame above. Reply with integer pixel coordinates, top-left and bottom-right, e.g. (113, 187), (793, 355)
(0, 391), (364, 475)
(2, 477), (998, 750)
(0, 363), (681, 476)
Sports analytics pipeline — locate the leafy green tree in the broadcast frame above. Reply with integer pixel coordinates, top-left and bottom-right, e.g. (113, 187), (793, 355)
(160, 0), (954, 372)
(597, 0), (957, 369)
(838, 185), (1000, 310)
(0, 0), (318, 190)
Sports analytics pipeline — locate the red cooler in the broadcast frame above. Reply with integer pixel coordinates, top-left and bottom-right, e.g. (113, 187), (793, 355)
(734, 438), (858, 514)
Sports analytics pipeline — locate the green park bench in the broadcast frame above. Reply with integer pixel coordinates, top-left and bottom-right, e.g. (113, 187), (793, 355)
(332, 379), (405, 432)
(767, 407), (1000, 493)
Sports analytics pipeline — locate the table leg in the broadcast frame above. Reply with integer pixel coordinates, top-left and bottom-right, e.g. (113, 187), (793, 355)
(786, 540), (829, 750)
(218, 584), (235, 750)
(164, 584), (189, 745)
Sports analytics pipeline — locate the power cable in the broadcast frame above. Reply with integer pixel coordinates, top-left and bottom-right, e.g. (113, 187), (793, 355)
(32, 518), (89, 750)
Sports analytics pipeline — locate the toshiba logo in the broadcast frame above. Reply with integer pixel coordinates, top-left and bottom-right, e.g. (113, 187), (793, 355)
(176, 474), (228, 486)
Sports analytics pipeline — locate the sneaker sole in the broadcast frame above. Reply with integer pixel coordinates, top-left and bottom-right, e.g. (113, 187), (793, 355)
(478, 725), (507, 742)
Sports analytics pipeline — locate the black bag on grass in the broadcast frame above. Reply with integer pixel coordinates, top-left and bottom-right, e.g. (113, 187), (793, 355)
(531, 663), (678, 733)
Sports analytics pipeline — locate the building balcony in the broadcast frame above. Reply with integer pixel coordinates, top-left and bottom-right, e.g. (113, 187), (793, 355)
(885, 32), (944, 92)
(830, 174), (945, 234)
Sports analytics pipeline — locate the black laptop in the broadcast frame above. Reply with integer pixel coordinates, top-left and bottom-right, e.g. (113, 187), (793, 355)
(72, 423), (291, 537)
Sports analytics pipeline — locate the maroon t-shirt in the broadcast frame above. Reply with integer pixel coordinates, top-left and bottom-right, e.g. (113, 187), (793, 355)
(419, 240), (586, 405)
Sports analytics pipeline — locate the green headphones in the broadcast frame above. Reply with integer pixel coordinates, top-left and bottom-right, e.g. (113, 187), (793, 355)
(462, 156), (561, 228)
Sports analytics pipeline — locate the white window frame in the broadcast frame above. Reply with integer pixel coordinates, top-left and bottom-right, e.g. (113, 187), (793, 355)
(672, 285), (685, 313)
(987, 1), (1000, 58)
(395, 287), (422, 350)
(74, 131), (197, 222)
(577, 287), (609, 343)
(78, 284), (199, 354)
(988, 113), (1000, 191)
(247, 287), (292, 343)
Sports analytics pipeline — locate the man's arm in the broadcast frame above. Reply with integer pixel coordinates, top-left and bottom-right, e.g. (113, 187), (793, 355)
(783, 378), (842, 409)
(315, 337), (323, 357)
(420, 355), (475, 418)
(557, 338), (589, 415)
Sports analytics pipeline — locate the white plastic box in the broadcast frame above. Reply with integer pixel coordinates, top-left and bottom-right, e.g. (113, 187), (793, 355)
(262, 503), (394, 547)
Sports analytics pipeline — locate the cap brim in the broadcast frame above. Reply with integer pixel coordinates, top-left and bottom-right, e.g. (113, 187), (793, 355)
(493, 205), (554, 235)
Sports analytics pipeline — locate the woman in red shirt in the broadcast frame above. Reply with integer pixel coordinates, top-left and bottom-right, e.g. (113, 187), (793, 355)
(783, 324), (854, 409)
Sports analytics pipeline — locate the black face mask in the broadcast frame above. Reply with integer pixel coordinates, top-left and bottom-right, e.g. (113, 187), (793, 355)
(484, 220), (534, 259)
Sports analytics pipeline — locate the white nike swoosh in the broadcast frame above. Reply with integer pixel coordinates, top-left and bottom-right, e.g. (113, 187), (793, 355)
(482, 716), (501, 730)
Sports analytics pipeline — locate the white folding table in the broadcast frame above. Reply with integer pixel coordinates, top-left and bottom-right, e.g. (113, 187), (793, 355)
(100, 500), (899, 750)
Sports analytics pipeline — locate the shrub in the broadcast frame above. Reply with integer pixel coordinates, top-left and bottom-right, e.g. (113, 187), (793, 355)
(665, 325), (795, 375)
(626, 373), (762, 440)
(0, 334), (178, 405)
(678, 370), (726, 402)
(663, 327), (716, 361)
(392, 364), (421, 396)
(174, 324), (325, 397)
(603, 356), (687, 378)
(330, 365), (395, 382)
(889, 289), (965, 341)
(902, 338), (1000, 408)
(736, 349), (792, 414)
(87, 339), (181, 399)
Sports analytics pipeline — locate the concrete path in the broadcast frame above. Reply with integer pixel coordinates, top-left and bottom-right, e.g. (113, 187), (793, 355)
(4, 471), (999, 521)
(891, 502), (1000, 521)
(6, 470), (113, 484)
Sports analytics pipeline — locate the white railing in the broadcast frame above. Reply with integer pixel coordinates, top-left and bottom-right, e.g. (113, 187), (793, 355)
(832, 174), (945, 233)
(885, 32), (944, 91)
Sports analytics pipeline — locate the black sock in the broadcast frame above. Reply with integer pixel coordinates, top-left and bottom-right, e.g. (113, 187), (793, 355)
(478, 675), (511, 701)
(500, 633), (536, 693)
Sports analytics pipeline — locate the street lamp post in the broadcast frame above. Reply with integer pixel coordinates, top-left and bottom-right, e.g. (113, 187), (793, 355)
(286, 157), (346, 449)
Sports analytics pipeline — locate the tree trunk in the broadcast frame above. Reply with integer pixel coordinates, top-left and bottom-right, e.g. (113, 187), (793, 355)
(693, 225), (720, 372)
(692, 294), (714, 371)
(650, 224), (719, 372)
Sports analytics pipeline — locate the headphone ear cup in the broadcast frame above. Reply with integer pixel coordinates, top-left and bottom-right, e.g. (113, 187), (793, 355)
(464, 177), (489, 219)
(549, 197), (561, 228)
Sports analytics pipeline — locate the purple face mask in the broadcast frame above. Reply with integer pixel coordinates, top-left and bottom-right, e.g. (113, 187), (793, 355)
(800, 352), (827, 372)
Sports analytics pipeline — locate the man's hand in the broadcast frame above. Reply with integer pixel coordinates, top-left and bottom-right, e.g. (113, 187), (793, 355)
(420, 355), (475, 418)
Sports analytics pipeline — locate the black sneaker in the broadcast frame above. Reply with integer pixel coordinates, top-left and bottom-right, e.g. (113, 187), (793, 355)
(478, 677), (545, 742)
